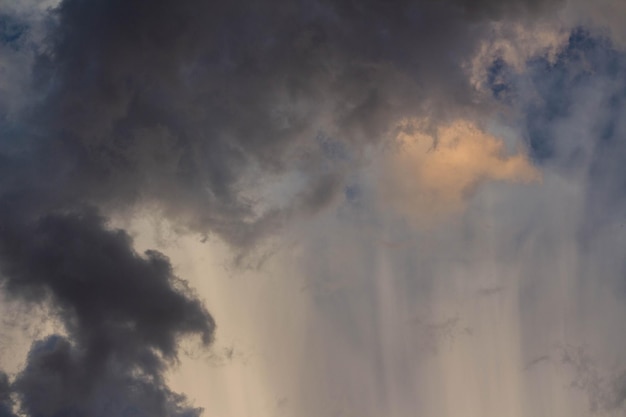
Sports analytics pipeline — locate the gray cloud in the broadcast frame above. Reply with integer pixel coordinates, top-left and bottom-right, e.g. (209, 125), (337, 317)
(0, 0), (608, 416)
(13, 335), (203, 417)
(8, 0), (569, 246)
(0, 372), (16, 417)
(0, 208), (213, 416)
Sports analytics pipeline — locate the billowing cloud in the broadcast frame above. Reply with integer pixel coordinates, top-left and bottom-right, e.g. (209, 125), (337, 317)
(0, 208), (213, 416)
(1, 0), (569, 246)
(2, 0), (626, 416)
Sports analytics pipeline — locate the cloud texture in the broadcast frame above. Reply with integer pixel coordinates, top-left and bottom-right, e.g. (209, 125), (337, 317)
(2, 0), (626, 416)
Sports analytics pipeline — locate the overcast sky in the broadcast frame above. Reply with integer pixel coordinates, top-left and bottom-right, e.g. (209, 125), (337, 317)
(2, 0), (626, 416)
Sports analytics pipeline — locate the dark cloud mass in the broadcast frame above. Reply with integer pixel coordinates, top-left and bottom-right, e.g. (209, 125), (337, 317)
(13, 335), (204, 417)
(0, 0), (577, 415)
(0, 208), (213, 416)
(14, 0), (562, 246)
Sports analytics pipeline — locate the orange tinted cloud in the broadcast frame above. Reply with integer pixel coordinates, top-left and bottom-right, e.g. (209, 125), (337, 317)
(379, 119), (541, 223)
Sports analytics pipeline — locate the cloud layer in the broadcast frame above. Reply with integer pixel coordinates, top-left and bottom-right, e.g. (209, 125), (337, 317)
(2, 0), (626, 416)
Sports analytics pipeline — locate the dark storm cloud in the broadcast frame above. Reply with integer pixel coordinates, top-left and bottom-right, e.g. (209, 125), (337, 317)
(10, 0), (564, 246)
(0, 208), (213, 416)
(0, 209), (213, 355)
(0, 0), (569, 415)
(13, 335), (203, 417)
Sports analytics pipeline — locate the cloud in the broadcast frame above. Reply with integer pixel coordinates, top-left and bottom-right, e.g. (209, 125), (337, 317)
(13, 335), (203, 417)
(467, 21), (570, 94)
(6, 0), (570, 247)
(0, 372), (16, 417)
(1, 0), (625, 416)
(378, 119), (540, 223)
(0, 209), (213, 416)
(563, 0), (626, 48)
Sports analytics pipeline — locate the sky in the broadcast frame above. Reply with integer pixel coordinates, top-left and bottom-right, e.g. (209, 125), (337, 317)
(2, 0), (626, 416)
